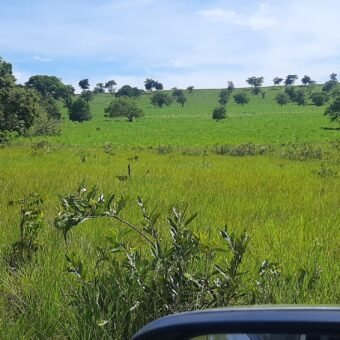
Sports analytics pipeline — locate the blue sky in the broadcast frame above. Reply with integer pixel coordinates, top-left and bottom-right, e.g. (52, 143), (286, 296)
(1, 0), (340, 90)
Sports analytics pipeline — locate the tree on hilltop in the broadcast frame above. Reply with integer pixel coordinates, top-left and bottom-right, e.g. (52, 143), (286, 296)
(79, 79), (90, 90)
(150, 92), (172, 108)
(105, 98), (144, 122)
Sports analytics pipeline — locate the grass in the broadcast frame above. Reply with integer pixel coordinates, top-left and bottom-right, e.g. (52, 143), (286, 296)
(0, 86), (340, 338)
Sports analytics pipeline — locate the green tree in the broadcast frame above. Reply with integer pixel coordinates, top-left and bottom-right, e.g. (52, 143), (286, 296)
(227, 81), (235, 93)
(323, 80), (337, 92)
(150, 92), (172, 108)
(212, 106), (227, 121)
(187, 86), (194, 93)
(324, 96), (340, 123)
(233, 93), (249, 105)
(172, 89), (187, 107)
(116, 85), (143, 98)
(273, 77), (283, 87)
(93, 83), (105, 94)
(275, 93), (289, 113)
(68, 97), (92, 122)
(301, 75), (313, 86)
(284, 75), (298, 86)
(80, 90), (94, 103)
(218, 89), (230, 105)
(311, 92), (327, 106)
(104, 80), (116, 94)
(330, 73), (337, 81)
(105, 98), (144, 122)
(78, 79), (90, 90)
(295, 89), (306, 105)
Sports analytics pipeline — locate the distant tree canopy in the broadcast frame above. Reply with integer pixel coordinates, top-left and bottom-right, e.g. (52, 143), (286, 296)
(233, 93), (249, 105)
(187, 86), (194, 93)
(301, 75), (314, 86)
(80, 90), (94, 103)
(172, 89), (187, 107)
(284, 75), (298, 87)
(115, 85), (143, 98)
(144, 78), (163, 91)
(212, 106), (227, 121)
(324, 96), (340, 123)
(68, 97), (92, 122)
(105, 98), (144, 122)
(227, 81), (235, 92)
(246, 77), (264, 88)
(330, 73), (337, 81)
(218, 89), (230, 105)
(273, 77), (283, 86)
(150, 92), (172, 108)
(105, 80), (117, 94)
(79, 79), (90, 90)
(93, 83), (105, 94)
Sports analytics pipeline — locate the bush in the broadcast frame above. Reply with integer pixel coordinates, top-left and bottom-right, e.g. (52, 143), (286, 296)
(233, 93), (249, 105)
(105, 98), (144, 122)
(212, 106), (227, 121)
(311, 92), (327, 106)
(68, 97), (92, 122)
(150, 92), (172, 108)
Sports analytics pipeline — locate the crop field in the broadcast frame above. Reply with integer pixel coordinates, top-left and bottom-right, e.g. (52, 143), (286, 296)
(0, 87), (340, 338)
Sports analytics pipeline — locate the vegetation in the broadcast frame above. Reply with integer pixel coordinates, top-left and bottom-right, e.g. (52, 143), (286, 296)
(104, 97), (144, 122)
(151, 92), (172, 108)
(0, 55), (340, 338)
(212, 105), (227, 121)
(68, 97), (92, 122)
(234, 92), (249, 105)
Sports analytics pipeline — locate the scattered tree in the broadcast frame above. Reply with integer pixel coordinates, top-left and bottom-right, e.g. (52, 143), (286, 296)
(144, 78), (163, 91)
(227, 81), (235, 93)
(330, 73), (337, 81)
(93, 83), (105, 94)
(324, 96), (340, 123)
(311, 92), (327, 106)
(218, 89), (230, 105)
(284, 75), (298, 86)
(246, 76), (264, 88)
(252, 86), (262, 95)
(234, 93), (249, 105)
(275, 93), (289, 111)
(273, 77), (283, 87)
(154, 82), (163, 91)
(68, 97), (92, 122)
(187, 86), (194, 93)
(116, 85), (143, 98)
(301, 75), (313, 86)
(104, 98), (144, 122)
(212, 106), (227, 121)
(80, 90), (94, 103)
(172, 89), (187, 107)
(295, 89), (307, 105)
(150, 92), (172, 108)
(323, 80), (338, 92)
(104, 80), (117, 94)
(78, 79), (90, 90)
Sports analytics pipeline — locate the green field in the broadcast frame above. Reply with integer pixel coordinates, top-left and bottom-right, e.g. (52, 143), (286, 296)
(1, 87), (340, 338)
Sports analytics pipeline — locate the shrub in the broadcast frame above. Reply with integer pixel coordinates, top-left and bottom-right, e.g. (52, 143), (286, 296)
(311, 92), (327, 106)
(150, 92), (172, 108)
(105, 98), (144, 122)
(212, 106), (227, 121)
(233, 93), (249, 105)
(68, 97), (92, 122)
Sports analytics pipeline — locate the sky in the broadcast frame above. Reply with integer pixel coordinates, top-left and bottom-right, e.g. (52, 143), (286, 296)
(1, 0), (340, 90)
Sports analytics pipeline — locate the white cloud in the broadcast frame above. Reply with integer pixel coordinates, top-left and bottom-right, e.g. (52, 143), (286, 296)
(33, 56), (52, 62)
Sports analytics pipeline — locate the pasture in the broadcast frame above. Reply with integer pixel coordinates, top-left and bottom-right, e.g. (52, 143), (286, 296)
(0, 86), (339, 338)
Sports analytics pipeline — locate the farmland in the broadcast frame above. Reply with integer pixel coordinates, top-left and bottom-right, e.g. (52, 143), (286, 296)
(0, 87), (340, 338)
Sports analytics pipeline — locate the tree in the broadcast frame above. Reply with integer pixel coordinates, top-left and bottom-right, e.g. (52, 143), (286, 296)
(93, 83), (105, 94)
(172, 89), (187, 107)
(295, 89), (306, 105)
(324, 96), (340, 123)
(246, 77), (263, 88)
(218, 89), (230, 105)
(78, 79), (90, 90)
(212, 106), (227, 121)
(68, 97), (92, 122)
(233, 93), (249, 105)
(104, 80), (116, 94)
(116, 85), (143, 98)
(154, 81), (163, 91)
(330, 73), (337, 81)
(273, 77), (283, 87)
(323, 80), (337, 92)
(227, 81), (235, 93)
(311, 92), (327, 106)
(285, 86), (297, 101)
(150, 92), (172, 108)
(144, 78), (163, 91)
(41, 96), (61, 120)
(104, 98), (143, 122)
(0, 57), (16, 90)
(252, 87), (262, 95)
(275, 93), (289, 111)
(284, 75), (298, 86)
(187, 86), (194, 93)
(80, 90), (94, 103)
(301, 75), (313, 86)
